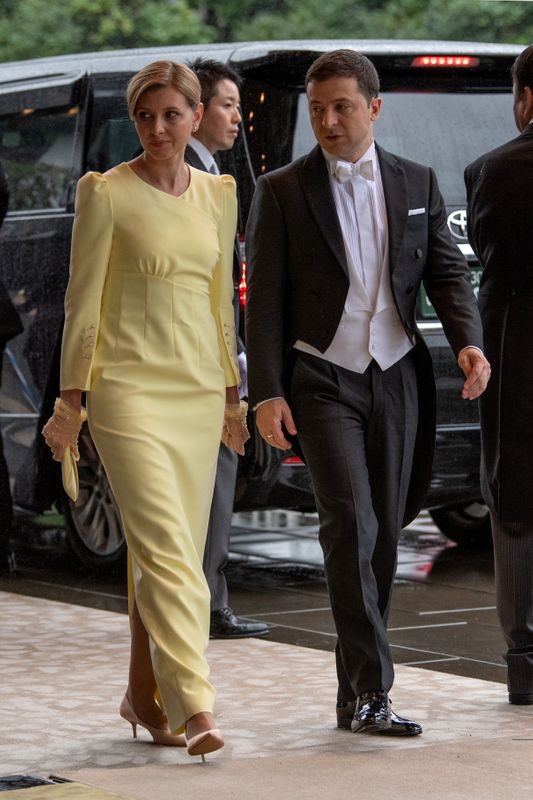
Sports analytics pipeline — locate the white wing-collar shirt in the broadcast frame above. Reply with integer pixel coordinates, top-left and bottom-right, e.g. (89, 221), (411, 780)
(294, 140), (414, 373)
(324, 141), (387, 307)
(187, 136), (219, 174)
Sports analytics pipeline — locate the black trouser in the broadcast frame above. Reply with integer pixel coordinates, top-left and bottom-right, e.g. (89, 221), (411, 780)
(491, 513), (533, 695)
(290, 351), (418, 699)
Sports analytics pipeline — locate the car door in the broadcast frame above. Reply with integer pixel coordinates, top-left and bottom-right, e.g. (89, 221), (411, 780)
(0, 71), (88, 507)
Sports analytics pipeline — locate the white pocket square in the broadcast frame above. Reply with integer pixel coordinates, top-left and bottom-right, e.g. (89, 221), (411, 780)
(408, 207), (426, 216)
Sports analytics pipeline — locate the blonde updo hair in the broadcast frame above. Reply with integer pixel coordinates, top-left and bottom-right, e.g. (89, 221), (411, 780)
(126, 60), (201, 119)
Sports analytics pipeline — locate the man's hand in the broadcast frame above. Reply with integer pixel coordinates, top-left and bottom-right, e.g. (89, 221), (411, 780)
(255, 398), (297, 450)
(458, 347), (491, 400)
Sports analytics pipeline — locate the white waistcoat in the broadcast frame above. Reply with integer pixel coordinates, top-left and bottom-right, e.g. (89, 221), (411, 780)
(295, 250), (414, 373)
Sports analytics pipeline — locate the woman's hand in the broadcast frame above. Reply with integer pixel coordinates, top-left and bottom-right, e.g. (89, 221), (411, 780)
(222, 401), (250, 456)
(60, 389), (82, 413)
(42, 395), (86, 462)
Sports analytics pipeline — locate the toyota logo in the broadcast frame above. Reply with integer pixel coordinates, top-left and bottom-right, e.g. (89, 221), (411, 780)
(447, 209), (468, 240)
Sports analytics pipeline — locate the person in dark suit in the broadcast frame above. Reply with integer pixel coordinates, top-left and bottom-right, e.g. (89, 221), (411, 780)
(186, 57), (268, 639)
(246, 49), (490, 735)
(465, 44), (533, 707)
(0, 161), (23, 573)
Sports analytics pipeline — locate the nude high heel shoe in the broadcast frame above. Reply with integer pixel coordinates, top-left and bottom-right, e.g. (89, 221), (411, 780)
(119, 694), (186, 747)
(185, 728), (224, 762)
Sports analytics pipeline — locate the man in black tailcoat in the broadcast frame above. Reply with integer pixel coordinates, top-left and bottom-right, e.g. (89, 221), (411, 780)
(465, 44), (533, 706)
(246, 49), (490, 735)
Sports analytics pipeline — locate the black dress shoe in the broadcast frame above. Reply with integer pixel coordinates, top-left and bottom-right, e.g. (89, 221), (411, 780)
(351, 690), (392, 733)
(209, 607), (269, 639)
(509, 692), (533, 705)
(337, 699), (422, 736)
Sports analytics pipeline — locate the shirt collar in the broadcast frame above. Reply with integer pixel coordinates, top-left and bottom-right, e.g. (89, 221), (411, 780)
(322, 140), (377, 177)
(188, 136), (217, 172)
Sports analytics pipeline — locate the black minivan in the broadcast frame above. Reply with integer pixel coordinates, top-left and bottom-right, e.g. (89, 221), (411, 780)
(0, 39), (522, 566)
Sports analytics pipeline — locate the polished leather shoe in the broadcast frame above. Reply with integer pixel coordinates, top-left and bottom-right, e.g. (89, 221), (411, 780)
(351, 690), (392, 733)
(509, 692), (533, 705)
(209, 607), (269, 639)
(337, 697), (422, 736)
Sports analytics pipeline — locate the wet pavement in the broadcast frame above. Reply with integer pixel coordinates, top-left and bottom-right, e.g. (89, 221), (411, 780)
(1, 508), (521, 799)
(2, 591), (531, 800)
(0, 508), (506, 687)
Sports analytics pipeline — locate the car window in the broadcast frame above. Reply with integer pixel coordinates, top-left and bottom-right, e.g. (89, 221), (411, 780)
(0, 105), (78, 212)
(86, 81), (141, 173)
(292, 91), (517, 207)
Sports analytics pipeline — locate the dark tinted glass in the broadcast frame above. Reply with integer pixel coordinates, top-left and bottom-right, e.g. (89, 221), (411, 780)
(0, 106), (78, 211)
(292, 91), (517, 206)
(86, 82), (139, 174)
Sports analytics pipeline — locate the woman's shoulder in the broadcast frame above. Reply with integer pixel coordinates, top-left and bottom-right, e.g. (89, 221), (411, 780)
(219, 173), (236, 192)
(77, 170), (107, 189)
(218, 174), (236, 215)
(75, 171), (112, 211)
(78, 163), (129, 187)
(206, 172), (236, 202)
(189, 166), (235, 191)
(219, 173), (236, 186)
(76, 165), (135, 209)
(188, 168), (235, 214)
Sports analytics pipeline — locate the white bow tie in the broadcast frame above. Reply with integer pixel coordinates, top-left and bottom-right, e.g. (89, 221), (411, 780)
(333, 159), (374, 183)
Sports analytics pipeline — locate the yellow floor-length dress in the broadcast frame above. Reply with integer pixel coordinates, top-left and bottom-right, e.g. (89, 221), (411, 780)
(60, 163), (240, 733)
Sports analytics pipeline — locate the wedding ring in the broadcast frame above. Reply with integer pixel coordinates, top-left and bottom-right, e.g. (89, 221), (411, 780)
(266, 433), (274, 439)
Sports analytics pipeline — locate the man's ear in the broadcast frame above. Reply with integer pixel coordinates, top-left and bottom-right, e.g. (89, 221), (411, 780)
(369, 96), (382, 122)
(524, 86), (533, 121)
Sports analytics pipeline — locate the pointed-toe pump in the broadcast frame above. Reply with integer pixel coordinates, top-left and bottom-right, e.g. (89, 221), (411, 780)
(119, 694), (186, 747)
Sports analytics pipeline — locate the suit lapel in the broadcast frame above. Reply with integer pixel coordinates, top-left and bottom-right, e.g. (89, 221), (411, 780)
(376, 144), (408, 274)
(297, 145), (349, 278)
(298, 144), (409, 279)
(184, 144), (206, 171)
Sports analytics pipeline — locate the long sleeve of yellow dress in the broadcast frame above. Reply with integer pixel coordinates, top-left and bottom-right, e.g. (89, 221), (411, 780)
(61, 173), (113, 390)
(211, 174), (239, 387)
(59, 163), (239, 734)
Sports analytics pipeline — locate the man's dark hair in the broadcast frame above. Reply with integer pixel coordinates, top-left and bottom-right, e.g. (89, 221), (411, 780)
(512, 44), (533, 97)
(187, 57), (242, 109)
(305, 49), (379, 105)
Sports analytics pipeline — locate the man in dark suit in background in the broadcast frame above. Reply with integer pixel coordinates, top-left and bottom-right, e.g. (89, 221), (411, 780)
(465, 44), (533, 706)
(246, 49), (490, 735)
(0, 161), (23, 573)
(186, 58), (268, 639)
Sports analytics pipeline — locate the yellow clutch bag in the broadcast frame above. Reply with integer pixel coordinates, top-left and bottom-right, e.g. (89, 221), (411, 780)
(62, 447), (80, 502)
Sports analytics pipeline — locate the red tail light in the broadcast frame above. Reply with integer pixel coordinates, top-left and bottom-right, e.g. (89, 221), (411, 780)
(282, 455), (304, 465)
(239, 261), (247, 307)
(411, 55), (479, 68)
(238, 234), (247, 307)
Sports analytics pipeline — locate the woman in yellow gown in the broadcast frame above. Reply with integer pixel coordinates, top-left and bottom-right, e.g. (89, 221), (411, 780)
(42, 61), (248, 758)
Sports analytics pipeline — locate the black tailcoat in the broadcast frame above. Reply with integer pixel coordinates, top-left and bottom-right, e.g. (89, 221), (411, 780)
(465, 125), (533, 522)
(246, 144), (483, 525)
